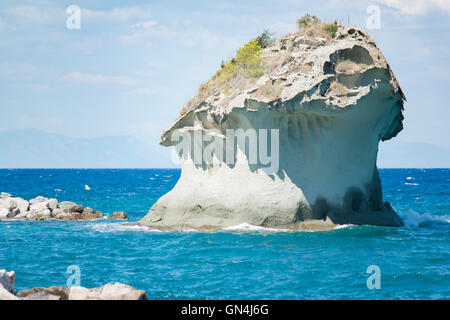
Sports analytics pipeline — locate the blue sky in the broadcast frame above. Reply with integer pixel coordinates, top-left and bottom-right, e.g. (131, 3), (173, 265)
(0, 0), (449, 165)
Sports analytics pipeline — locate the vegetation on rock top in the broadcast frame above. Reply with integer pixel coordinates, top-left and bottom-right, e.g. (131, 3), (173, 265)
(179, 14), (343, 117)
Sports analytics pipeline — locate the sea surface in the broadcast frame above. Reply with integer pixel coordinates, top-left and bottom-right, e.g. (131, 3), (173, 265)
(0, 169), (448, 299)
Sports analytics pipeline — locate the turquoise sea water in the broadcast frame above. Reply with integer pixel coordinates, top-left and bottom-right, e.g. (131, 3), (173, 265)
(0, 169), (448, 299)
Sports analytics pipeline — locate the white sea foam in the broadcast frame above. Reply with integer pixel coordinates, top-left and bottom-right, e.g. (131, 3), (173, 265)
(333, 224), (354, 230)
(405, 182), (419, 186)
(398, 210), (450, 228)
(88, 222), (162, 233)
(87, 222), (355, 234)
(82, 221), (357, 234)
(222, 223), (292, 232)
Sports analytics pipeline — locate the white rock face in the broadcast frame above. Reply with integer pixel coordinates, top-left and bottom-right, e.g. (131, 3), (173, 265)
(0, 192), (12, 199)
(0, 269), (15, 294)
(14, 197), (29, 214)
(1, 270), (147, 300)
(0, 198), (17, 210)
(139, 26), (405, 230)
(29, 196), (49, 205)
(68, 283), (148, 300)
(0, 208), (10, 219)
(0, 269), (18, 300)
(0, 287), (18, 300)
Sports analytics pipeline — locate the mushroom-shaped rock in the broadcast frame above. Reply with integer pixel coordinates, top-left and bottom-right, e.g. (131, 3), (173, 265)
(138, 25), (405, 231)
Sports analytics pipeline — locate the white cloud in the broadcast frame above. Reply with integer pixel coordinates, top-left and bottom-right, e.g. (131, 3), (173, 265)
(2, 5), (153, 26)
(3, 5), (60, 23)
(0, 62), (39, 81)
(122, 21), (220, 49)
(62, 72), (137, 86)
(130, 20), (158, 29)
(82, 6), (152, 22)
(133, 87), (154, 95)
(377, 0), (450, 15)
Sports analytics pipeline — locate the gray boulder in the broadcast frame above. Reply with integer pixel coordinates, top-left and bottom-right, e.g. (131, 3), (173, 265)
(17, 286), (69, 300)
(0, 208), (10, 219)
(12, 212), (28, 219)
(48, 198), (58, 210)
(68, 283), (147, 300)
(14, 197), (29, 214)
(59, 201), (84, 213)
(0, 192), (13, 199)
(29, 196), (49, 205)
(0, 269), (15, 294)
(81, 207), (103, 220)
(0, 198), (17, 210)
(0, 269), (148, 300)
(51, 208), (68, 219)
(108, 211), (128, 219)
(0, 269), (18, 300)
(29, 201), (52, 219)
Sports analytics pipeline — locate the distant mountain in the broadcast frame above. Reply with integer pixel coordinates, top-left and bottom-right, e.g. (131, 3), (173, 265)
(0, 129), (176, 168)
(378, 140), (450, 168)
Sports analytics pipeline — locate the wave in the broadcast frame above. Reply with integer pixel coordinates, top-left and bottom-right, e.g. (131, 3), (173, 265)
(333, 224), (354, 230)
(398, 210), (450, 228)
(87, 222), (162, 233)
(222, 222), (354, 233)
(222, 223), (292, 232)
(81, 221), (358, 234)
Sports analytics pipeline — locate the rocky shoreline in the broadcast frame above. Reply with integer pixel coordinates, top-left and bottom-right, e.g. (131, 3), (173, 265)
(0, 192), (128, 221)
(0, 269), (147, 300)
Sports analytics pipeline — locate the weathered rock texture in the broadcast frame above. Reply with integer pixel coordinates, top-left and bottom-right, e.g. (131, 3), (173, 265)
(68, 283), (147, 300)
(0, 269), (18, 300)
(0, 193), (128, 221)
(139, 26), (405, 230)
(16, 283), (147, 300)
(0, 269), (147, 300)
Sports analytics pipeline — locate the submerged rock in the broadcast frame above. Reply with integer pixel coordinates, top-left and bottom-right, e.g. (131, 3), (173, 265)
(108, 211), (129, 219)
(139, 26), (405, 230)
